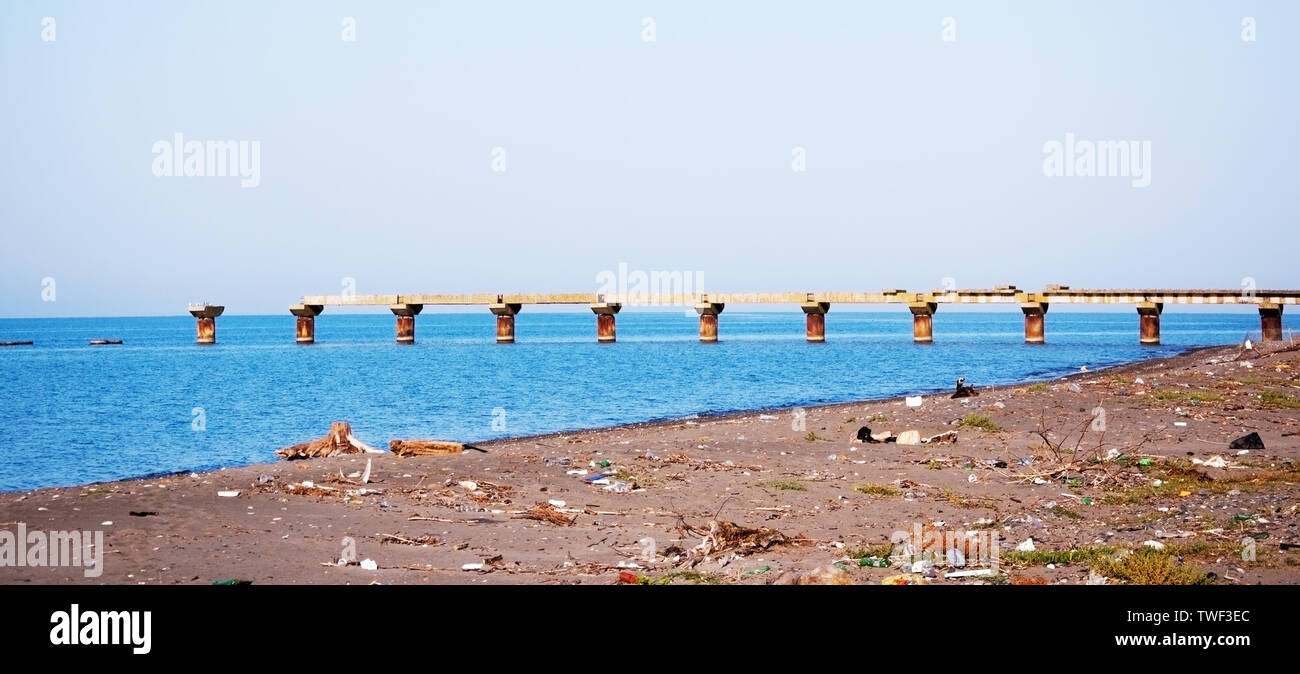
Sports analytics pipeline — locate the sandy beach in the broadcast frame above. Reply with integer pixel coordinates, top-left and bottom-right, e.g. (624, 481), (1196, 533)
(3, 342), (1299, 586)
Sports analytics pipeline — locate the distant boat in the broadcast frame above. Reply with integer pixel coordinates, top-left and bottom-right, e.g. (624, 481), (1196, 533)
(89, 339), (123, 345)
(0, 340), (34, 347)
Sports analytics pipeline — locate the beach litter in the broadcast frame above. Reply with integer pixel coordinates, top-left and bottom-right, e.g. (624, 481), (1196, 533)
(906, 396), (923, 407)
(360, 558), (378, 571)
(217, 490), (240, 498)
(276, 421), (384, 460)
(796, 565), (853, 585)
(686, 519), (794, 559)
(513, 502), (575, 526)
(1229, 432), (1265, 450)
(389, 439), (485, 456)
(895, 430), (921, 446)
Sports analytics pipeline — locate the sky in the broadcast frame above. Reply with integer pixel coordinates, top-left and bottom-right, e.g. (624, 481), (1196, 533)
(1, 1), (1296, 317)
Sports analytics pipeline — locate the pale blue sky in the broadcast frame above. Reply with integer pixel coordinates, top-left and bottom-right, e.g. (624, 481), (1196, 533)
(1, 1), (1296, 317)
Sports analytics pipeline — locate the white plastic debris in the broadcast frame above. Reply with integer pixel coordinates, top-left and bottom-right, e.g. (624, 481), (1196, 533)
(360, 559), (378, 571)
(1203, 455), (1229, 468)
(1134, 377), (1145, 385)
(1016, 538), (1036, 552)
(905, 396), (923, 407)
(1143, 540), (1165, 550)
(217, 490), (240, 497)
(461, 562), (484, 571)
(547, 499), (566, 508)
(896, 430), (921, 445)
(458, 480), (478, 491)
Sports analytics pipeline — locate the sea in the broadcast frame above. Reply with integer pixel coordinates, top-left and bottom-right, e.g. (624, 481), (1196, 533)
(0, 310), (1283, 491)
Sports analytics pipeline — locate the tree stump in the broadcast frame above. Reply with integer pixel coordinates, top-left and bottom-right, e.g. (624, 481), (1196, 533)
(275, 421), (382, 460)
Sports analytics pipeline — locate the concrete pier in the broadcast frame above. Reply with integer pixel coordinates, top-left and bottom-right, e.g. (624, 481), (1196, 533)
(801, 301), (829, 343)
(1021, 301), (1047, 344)
(188, 305), (224, 345)
(695, 301), (724, 343)
(1260, 303), (1284, 342)
(490, 302), (521, 343)
(289, 304), (323, 344)
(1137, 301), (1162, 345)
(909, 302), (936, 344)
(591, 302), (621, 343)
(277, 287), (1299, 346)
(390, 303), (423, 344)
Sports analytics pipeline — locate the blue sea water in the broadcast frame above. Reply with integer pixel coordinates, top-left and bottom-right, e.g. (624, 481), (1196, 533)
(0, 310), (1286, 491)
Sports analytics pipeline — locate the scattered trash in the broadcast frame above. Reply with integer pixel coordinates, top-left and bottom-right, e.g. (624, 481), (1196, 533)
(458, 480), (478, 491)
(88, 339), (123, 345)
(461, 562), (485, 571)
(797, 565), (853, 585)
(921, 431), (958, 445)
(858, 557), (891, 568)
(745, 564), (773, 575)
(1067, 383), (1082, 393)
(256, 473), (275, 484)
(547, 499), (566, 508)
(1016, 538), (1036, 552)
(276, 421), (385, 460)
(905, 396), (923, 407)
(211, 579), (251, 586)
(617, 571), (639, 584)
(1228, 432), (1265, 450)
(945, 569), (995, 579)
(360, 559), (378, 571)
(881, 573), (928, 585)
(896, 430), (921, 446)
(128, 511), (157, 517)
(1173, 421), (1188, 427)
(217, 490), (240, 498)
(389, 439), (485, 456)
(1143, 540), (1165, 550)
(1134, 377), (1144, 385)
(687, 520), (792, 558)
(514, 502), (576, 526)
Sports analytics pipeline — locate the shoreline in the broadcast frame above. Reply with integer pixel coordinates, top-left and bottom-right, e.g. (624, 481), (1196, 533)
(4, 338), (1297, 585)
(5, 343), (1214, 494)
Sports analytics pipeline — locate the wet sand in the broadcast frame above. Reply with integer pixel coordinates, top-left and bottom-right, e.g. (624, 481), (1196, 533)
(3, 342), (1299, 585)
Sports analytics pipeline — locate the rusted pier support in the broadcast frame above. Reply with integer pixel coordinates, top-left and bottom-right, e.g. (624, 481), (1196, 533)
(591, 302), (621, 343)
(1021, 301), (1048, 344)
(801, 301), (829, 343)
(390, 303), (423, 344)
(1137, 301), (1162, 345)
(1260, 302), (1284, 342)
(188, 305), (224, 345)
(908, 301), (936, 344)
(490, 302), (521, 343)
(289, 304), (323, 344)
(695, 301), (724, 343)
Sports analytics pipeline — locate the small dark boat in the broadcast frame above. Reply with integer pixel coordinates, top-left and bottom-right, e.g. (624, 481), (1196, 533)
(0, 340), (34, 347)
(89, 339), (124, 345)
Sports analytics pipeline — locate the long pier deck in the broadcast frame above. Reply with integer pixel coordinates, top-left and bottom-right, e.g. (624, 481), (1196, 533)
(185, 286), (1299, 345)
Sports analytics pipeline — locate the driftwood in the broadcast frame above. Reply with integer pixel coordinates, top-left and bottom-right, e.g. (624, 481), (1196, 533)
(389, 439), (486, 457)
(687, 520), (791, 558)
(276, 421), (384, 460)
(513, 503), (576, 526)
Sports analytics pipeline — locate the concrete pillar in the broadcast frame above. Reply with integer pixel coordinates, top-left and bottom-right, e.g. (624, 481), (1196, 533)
(908, 302), (936, 344)
(1021, 301), (1048, 344)
(289, 304), (323, 344)
(591, 302), (621, 343)
(695, 301), (725, 343)
(1259, 302), (1284, 342)
(489, 302), (521, 343)
(1137, 301), (1162, 345)
(188, 305), (224, 345)
(389, 303), (423, 344)
(801, 301), (829, 343)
